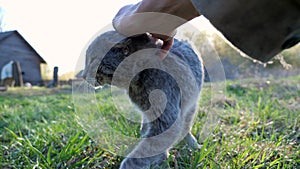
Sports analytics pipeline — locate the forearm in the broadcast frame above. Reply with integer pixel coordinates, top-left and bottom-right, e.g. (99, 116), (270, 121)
(137, 0), (200, 21)
(113, 0), (200, 36)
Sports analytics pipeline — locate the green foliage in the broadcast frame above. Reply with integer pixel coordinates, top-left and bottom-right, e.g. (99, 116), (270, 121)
(0, 88), (121, 168)
(0, 76), (299, 168)
(210, 33), (300, 69)
(281, 44), (300, 67)
(182, 30), (300, 80)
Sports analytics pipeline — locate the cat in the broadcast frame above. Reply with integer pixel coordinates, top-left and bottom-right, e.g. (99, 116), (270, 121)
(83, 31), (204, 169)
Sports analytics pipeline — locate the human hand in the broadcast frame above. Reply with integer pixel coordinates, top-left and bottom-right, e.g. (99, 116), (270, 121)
(113, 0), (200, 59)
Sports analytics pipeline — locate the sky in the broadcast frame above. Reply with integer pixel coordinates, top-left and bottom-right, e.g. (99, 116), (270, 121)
(0, 0), (216, 75)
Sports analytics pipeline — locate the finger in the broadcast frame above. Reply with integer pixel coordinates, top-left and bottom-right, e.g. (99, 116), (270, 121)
(162, 37), (174, 52)
(157, 37), (174, 59)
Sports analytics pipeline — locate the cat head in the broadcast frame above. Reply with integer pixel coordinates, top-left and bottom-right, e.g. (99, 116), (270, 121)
(83, 31), (156, 86)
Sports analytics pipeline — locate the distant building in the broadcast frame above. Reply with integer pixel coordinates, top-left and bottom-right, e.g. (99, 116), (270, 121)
(0, 30), (46, 86)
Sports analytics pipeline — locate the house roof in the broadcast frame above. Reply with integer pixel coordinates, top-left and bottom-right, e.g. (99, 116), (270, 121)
(0, 30), (46, 63)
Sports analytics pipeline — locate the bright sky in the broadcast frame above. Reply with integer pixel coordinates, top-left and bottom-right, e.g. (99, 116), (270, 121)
(0, 0), (216, 74)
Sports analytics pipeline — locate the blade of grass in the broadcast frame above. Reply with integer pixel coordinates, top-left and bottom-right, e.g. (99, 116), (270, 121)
(25, 137), (49, 168)
(47, 143), (53, 165)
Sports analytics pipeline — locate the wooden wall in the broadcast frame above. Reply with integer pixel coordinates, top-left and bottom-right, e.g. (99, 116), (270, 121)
(0, 32), (45, 86)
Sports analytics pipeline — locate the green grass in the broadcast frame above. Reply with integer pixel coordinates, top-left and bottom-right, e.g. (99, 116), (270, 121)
(0, 76), (299, 168)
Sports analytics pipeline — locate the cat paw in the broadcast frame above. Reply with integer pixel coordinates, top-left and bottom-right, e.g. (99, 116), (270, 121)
(119, 158), (148, 169)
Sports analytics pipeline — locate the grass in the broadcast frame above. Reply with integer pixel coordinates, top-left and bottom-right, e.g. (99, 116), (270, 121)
(0, 76), (299, 168)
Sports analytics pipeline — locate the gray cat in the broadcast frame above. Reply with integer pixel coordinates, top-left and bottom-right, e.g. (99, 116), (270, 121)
(83, 31), (204, 169)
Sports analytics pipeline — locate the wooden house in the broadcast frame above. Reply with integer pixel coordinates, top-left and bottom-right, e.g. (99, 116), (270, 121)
(0, 30), (46, 86)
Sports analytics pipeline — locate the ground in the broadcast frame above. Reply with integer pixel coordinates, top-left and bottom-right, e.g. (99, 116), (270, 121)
(0, 76), (299, 168)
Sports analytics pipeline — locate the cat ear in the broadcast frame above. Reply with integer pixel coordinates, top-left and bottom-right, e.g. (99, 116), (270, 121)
(131, 33), (151, 43)
(139, 33), (152, 43)
(124, 39), (132, 46)
(112, 44), (130, 56)
(122, 46), (130, 56)
(113, 43), (124, 48)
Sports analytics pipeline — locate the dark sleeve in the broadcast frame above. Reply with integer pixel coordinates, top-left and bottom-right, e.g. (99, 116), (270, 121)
(190, 0), (300, 62)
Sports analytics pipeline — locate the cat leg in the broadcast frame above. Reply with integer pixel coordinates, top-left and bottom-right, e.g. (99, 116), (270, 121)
(121, 111), (180, 169)
(140, 117), (150, 138)
(181, 105), (201, 149)
(120, 152), (168, 169)
(184, 132), (201, 149)
(120, 128), (173, 168)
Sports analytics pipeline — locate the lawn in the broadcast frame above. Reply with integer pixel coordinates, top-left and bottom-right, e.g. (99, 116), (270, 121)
(0, 76), (299, 168)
